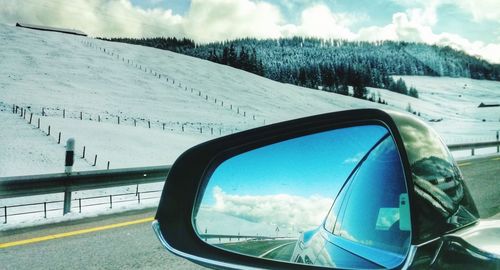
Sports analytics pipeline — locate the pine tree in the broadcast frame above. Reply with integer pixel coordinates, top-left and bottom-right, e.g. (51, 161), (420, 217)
(409, 87), (419, 98)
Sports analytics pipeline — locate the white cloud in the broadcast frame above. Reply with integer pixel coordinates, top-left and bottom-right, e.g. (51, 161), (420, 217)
(183, 0), (284, 43)
(0, 0), (498, 63)
(206, 186), (333, 232)
(290, 4), (356, 40)
(184, 2), (358, 42)
(455, 0), (500, 22)
(343, 152), (364, 164)
(0, 0), (184, 37)
(356, 9), (500, 63)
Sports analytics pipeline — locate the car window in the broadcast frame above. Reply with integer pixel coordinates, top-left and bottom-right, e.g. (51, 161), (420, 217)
(335, 135), (410, 255)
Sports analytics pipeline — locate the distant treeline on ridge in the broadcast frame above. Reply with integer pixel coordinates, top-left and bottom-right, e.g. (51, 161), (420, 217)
(100, 36), (500, 100)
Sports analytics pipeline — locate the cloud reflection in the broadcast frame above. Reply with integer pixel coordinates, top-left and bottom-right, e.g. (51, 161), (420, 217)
(205, 186), (333, 232)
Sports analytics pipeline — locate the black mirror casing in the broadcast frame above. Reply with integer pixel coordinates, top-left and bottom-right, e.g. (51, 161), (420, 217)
(153, 109), (420, 270)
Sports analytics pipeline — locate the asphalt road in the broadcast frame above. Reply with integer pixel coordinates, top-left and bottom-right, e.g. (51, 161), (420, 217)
(459, 155), (500, 218)
(217, 239), (296, 260)
(0, 155), (498, 270)
(0, 209), (207, 270)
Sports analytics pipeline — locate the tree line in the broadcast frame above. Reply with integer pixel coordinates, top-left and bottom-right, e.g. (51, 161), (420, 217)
(101, 36), (500, 100)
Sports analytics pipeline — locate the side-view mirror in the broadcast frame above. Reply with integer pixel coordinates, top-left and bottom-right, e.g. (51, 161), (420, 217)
(153, 109), (484, 269)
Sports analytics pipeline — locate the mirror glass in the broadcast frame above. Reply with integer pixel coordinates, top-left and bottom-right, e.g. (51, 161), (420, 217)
(193, 124), (411, 268)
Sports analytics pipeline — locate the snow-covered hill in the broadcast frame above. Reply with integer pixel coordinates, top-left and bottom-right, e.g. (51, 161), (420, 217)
(1, 24), (499, 177)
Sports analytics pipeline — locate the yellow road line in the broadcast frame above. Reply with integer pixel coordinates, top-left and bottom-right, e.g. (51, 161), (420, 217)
(458, 162), (472, 166)
(0, 217), (154, 249)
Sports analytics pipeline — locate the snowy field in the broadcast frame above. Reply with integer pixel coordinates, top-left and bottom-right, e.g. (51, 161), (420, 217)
(1, 24), (499, 228)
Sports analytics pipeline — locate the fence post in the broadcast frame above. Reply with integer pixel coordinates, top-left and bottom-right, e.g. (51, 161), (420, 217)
(138, 192), (141, 204)
(148, 121), (151, 128)
(162, 123), (165, 130)
(44, 202), (47, 218)
(118, 116), (120, 125)
(471, 148), (475, 156)
(3, 206), (6, 224)
(109, 195), (113, 209)
(63, 185), (72, 215)
(82, 146), (86, 158)
(80, 112), (82, 120)
(63, 138), (75, 215)
(107, 161), (110, 170)
(79, 198), (82, 213)
(47, 125), (51, 136)
(497, 131), (499, 153)
(63, 109), (65, 118)
(93, 155), (98, 166)
(58, 132), (61, 144)
(37, 118), (40, 128)
(29, 113), (33, 124)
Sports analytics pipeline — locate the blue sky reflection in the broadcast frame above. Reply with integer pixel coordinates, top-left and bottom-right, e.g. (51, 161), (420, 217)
(202, 125), (389, 205)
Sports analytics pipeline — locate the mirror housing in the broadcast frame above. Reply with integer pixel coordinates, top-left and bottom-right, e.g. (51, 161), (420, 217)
(153, 109), (479, 270)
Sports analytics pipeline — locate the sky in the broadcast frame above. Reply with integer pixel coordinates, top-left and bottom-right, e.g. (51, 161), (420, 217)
(1, 0), (499, 63)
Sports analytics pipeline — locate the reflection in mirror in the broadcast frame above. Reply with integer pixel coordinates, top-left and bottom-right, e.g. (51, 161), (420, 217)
(193, 125), (410, 268)
(392, 112), (478, 243)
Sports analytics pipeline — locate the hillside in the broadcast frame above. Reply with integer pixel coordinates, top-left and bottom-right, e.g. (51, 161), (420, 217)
(1, 24), (499, 178)
(104, 37), (500, 97)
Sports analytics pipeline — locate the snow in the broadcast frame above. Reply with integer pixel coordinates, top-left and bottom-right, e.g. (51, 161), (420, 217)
(0, 112), (93, 176)
(0, 24), (499, 227)
(391, 76), (500, 144)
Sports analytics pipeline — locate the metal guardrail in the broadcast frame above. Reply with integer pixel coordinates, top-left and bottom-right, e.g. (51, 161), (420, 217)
(0, 165), (170, 199)
(448, 141), (500, 156)
(0, 165), (169, 223)
(199, 234), (288, 242)
(0, 190), (162, 224)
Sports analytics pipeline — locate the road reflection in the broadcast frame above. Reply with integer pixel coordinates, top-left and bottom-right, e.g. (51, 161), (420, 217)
(216, 239), (297, 262)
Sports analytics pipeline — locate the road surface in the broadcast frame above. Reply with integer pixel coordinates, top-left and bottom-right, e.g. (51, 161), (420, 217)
(459, 155), (500, 218)
(1, 155), (498, 269)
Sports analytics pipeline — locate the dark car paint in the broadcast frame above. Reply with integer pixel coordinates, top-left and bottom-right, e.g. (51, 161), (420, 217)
(153, 109), (499, 270)
(390, 112), (479, 244)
